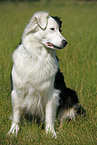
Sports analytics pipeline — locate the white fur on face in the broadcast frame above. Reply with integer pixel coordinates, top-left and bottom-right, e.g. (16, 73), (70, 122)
(41, 16), (67, 49)
(22, 14), (67, 50)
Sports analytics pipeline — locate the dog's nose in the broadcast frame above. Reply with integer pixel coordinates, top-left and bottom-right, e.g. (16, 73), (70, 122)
(62, 40), (68, 47)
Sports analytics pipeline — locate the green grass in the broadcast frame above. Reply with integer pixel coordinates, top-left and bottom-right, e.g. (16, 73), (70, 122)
(0, 0), (97, 144)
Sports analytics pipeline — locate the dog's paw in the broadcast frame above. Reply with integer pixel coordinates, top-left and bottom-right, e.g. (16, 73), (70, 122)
(8, 123), (19, 137)
(46, 124), (57, 139)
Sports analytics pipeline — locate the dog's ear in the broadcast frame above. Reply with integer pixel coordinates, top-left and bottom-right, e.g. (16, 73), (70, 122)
(22, 12), (49, 39)
(34, 11), (49, 30)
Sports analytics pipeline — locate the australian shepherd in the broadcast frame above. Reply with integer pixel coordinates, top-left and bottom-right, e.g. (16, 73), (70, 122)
(8, 11), (80, 138)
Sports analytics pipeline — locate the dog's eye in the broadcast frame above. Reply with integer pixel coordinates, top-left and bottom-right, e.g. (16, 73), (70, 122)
(50, 28), (55, 31)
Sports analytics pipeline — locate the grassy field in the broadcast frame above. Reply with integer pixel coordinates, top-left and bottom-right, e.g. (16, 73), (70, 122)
(0, 0), (97, 144)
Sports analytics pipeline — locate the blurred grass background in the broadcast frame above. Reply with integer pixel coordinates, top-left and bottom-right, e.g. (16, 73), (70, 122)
(0, 0), (97, 144)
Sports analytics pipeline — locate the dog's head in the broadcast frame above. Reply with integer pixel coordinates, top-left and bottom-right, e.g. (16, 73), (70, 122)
(22, 11), (68, 50)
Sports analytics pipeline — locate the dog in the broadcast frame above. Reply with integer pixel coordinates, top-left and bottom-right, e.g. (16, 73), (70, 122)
(8, 11), (79, 138)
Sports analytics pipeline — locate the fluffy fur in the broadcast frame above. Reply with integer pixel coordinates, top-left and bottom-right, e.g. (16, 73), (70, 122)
(8, 11), (79, 138)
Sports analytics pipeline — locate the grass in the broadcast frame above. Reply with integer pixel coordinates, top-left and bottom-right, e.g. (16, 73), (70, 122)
(0, 0), (97, 144)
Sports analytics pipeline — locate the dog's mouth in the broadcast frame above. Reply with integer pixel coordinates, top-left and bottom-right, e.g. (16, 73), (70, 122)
(46, 42), (62, 50)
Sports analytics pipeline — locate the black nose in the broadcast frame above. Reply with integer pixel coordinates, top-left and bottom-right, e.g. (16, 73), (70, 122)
(62, 40), (68, 47)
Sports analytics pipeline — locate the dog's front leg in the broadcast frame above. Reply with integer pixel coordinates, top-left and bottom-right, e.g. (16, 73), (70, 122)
(8, 90), (20, 136)
(45, 90), (59, 138)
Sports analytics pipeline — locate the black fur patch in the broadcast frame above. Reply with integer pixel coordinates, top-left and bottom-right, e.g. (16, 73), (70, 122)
(10, 73), (13, 91)
(54, 69), (79, 110)
(51, 16), (62, 31)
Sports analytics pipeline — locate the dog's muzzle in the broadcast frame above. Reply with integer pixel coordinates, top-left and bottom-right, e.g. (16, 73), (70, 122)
(46, 40), (68, 50)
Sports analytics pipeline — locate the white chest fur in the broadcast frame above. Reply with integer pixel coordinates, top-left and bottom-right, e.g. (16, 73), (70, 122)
(13, 44), (58, 86)
(13, 45), (58, 94)
(12, 44), (59, 118)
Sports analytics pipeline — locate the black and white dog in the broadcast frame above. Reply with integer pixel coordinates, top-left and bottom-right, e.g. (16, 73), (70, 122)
(8, 11), (80, 138)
